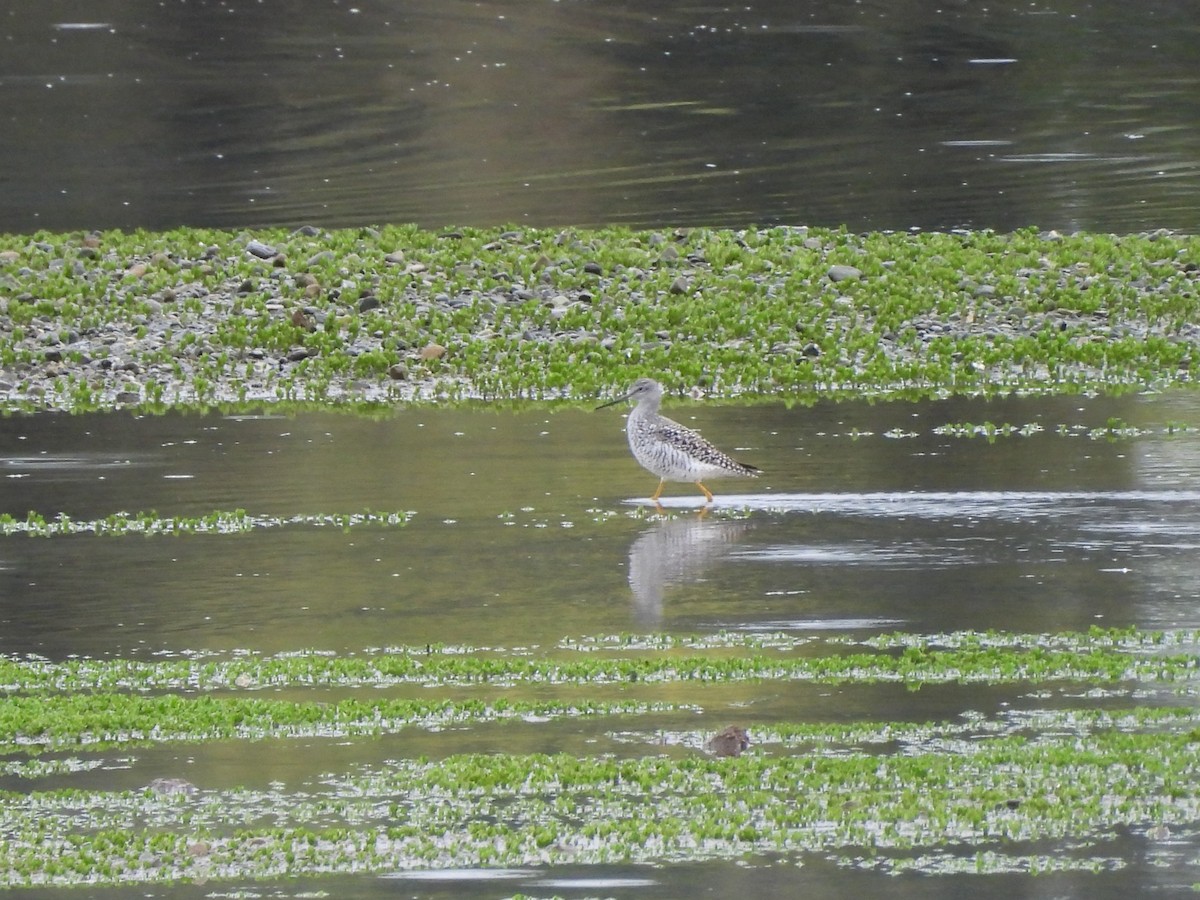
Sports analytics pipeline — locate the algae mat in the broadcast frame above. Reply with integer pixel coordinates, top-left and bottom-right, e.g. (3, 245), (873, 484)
(1, 225), (1198, 412)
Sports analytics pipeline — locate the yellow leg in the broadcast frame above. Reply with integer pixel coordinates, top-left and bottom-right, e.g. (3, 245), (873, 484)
(651, 479), (666, 501)
(696, 481), (714, 503)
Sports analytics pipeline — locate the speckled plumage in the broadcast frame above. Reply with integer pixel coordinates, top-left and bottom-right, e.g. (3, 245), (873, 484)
(706, 725), (751, 758)
(598, 378), (759, 503)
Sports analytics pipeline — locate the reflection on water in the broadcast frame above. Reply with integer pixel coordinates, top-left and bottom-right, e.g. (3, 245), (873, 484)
(1, 1), (1197, 232)
(626, 516), (754, 626)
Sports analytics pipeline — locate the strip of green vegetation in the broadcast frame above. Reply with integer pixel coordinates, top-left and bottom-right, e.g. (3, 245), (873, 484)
(932, 418), (1188, 440)
(0, 724), (1195, 887)
(0, 695), (680, 753)
(2, 225), (1198, 411)
(570, 624), (1193, 652)
(0, 629), (1193, 698)
(0, 508), (414, 536)
(0, 628), (1190, 696)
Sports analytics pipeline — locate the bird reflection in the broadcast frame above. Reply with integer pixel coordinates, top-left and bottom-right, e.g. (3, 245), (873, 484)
(626, 515), (754, 626)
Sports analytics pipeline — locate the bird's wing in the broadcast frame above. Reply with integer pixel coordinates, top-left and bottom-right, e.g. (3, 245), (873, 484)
(650, 415), (707, 446)
(651, 415), (760, 474)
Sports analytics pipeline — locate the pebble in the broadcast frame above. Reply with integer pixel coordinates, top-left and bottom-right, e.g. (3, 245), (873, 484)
(827, 264), (863, 282)
(245, 240), (278, 260)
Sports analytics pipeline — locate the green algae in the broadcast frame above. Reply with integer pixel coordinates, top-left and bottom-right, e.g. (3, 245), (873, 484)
(2, 225), (1199, 412)
(0, 628), (1191, 700)
(0, 508), (414, 537)
(0, 695), (682, 753)
(0, 627), (1196, 887)
(0, 724), (1195, 887)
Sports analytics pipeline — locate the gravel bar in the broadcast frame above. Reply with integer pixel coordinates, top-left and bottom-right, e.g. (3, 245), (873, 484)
(1, 224), (1197, 412)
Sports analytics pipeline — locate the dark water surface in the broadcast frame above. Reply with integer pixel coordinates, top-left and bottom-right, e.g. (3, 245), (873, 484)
(2, 1), (1198, 234)
(4, 391), (1200, 895)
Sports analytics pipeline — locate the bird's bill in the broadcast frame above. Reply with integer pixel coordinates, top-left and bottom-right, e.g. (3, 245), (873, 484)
(594, 392), (631, 411)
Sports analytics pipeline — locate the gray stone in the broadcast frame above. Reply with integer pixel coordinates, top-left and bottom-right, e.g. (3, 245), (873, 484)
(246, 240), (278, 259)
(827, 264), (863, 283)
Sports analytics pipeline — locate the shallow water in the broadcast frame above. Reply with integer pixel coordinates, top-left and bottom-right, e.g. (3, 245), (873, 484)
(2, 1), (1198, 233)
(6, 390), (1200, 658)
(3, 390), (1200, 894)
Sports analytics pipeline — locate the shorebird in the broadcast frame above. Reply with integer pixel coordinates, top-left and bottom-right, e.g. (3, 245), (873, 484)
(705, 725), (751, 758)
(597, 378), (759, 504)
